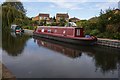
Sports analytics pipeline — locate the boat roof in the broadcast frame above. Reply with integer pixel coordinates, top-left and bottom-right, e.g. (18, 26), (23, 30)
(37, 26), (78, 29)
(37, 26), (83, 29)
(37, 22), (80, 28)
(11, 24), (18, 26)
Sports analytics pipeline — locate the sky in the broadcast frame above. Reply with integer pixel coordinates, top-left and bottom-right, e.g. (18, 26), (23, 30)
(0, 0), (120, 20)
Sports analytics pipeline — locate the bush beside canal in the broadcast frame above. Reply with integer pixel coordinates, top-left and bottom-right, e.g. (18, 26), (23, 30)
(76, 9), (120, 40)
(22, 26), (37, 30)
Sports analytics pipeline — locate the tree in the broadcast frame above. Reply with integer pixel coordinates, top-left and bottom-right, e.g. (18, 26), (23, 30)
(7, 8), (13, 26)
(2, 0), (26, 14)
(53, 16), (56, 22)
(2, 4), (30, 29)
(59, 18), (66, 26)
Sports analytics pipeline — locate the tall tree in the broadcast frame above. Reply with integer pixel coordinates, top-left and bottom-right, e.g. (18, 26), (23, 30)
(2, 0), (26, 14)
(59, 18), (66, 26)
(53, 16), (56, 22)
(2, 4), (29, 28)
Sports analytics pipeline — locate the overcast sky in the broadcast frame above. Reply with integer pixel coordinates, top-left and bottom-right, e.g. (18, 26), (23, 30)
(0, 0), (120, 20)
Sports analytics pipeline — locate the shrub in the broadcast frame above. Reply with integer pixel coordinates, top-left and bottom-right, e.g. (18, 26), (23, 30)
(90, 29), (100, 36)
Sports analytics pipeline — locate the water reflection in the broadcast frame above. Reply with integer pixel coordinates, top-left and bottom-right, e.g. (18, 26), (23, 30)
(93, 48), (120, 74)
(34, 37), (82, 58)
(10, 32), (23, 38)
(33, 36), (120, 74)
(2, 31), (120, 78)
(2, 29), (30, 56)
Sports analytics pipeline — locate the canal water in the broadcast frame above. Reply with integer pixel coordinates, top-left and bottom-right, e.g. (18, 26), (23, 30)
(1, 30), (120, 78)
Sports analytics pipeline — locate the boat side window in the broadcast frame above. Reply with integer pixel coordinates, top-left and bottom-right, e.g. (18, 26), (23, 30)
(55, 29), (57, 33)
(48, 29), (51, 33)
(63, 30), (65, 34)
(76, 29), (80, 36)
(42, 29), (44, 32)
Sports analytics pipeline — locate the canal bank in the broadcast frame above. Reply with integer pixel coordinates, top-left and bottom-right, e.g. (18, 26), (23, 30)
(97, 38), (120, 48)
(1, 62), (16, 80)
(24, 29), (120, 48)
(24, 29), (33, 35)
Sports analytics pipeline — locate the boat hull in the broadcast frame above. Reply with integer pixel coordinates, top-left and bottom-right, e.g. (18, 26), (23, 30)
(33, 32), (97, 45)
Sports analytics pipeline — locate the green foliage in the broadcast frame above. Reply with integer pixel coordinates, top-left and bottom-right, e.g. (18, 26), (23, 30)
(2, 4), (30, 29)
(59, 18), (66, 26)
(50, 22), (57, 26)
(39, 19), (47, 26)
(53, 16), (56, 22)
(23, 26), (36, 30)
(78, 8), (120, 40)
(46, 24), (51, 26)
(90, 29), (100, 35)
(113, 32), (120, 39)
(2, 29), (30, 56)
(2, 1), (26, 14)
(30, 20), (39, 26)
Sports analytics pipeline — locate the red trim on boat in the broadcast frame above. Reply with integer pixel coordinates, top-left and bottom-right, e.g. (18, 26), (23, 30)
(16, 30), (21, 32)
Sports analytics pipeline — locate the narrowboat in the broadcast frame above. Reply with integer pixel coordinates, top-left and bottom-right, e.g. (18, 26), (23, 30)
(33, 22), (97, 45)
(11, 24), (24, 33)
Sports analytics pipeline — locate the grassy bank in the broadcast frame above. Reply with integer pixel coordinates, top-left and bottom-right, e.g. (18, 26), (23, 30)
(22, 26), (37, 30)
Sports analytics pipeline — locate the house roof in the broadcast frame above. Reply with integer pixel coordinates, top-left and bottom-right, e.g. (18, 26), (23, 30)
(70, 17), (80, 21)
(39, 13), (49, 17)
(56, 13), (69, 18)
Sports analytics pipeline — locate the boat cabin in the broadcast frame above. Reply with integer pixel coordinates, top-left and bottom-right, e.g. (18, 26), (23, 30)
(35, 22), (84, 37)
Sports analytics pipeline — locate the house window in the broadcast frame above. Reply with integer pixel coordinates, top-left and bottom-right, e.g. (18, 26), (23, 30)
(44, 17), (46, 20)
(39, 17), (42, 20)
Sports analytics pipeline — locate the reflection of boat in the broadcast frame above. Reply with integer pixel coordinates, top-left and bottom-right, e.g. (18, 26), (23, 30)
(33, 36), (120, 73)
(10, 31), (23, 37)
(33, 36), (82, 58)
(33, 22), (97, 45)
(11, 24), (24, 33)
(33, 36), (96, 53)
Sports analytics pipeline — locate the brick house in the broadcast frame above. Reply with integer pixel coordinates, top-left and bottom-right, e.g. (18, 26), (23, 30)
(32, 13), (50, 25)
(32, 15), (39, 21)
(56, 13), (69, 23)
(39, 13), (50, 21)
(69, 17), (80, 23)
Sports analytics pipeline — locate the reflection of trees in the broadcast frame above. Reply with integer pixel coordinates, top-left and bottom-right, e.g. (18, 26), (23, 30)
(92, 46), (120, 74)
(2, 29), (30, 56)
(35, 37), (120, 74)
(33, 36), (120, 74)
